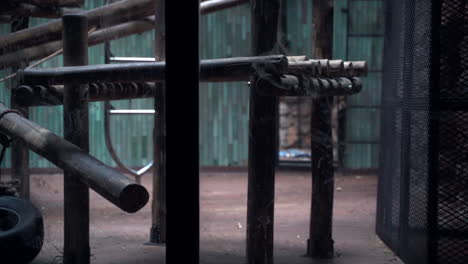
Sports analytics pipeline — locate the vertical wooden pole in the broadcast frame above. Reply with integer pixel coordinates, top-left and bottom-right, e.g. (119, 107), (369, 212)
(62, 14), (90, 264)
(307, 0), (335, 258)
(150, 0), (167, 244)
(246, 1), (280, 264)
(10, 16), (30, 199)
(166, 0), (199, 263)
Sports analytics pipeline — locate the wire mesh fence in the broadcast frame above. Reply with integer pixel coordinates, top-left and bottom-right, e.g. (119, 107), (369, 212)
(377, 0), (467, 263)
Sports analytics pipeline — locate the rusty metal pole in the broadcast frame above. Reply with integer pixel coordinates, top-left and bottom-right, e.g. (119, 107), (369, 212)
(150, 0), (166, 244)
(10, 16), (30, 199)
(307, 0), (335, 258)
(62, 14), (90, 264)
(246, 1), (280, 264)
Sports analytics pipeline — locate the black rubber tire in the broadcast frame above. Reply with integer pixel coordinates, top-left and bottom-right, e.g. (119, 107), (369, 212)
(0, 196), (44, 264)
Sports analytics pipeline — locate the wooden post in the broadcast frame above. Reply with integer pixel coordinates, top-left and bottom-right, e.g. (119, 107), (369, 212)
(62, 14), (90, 264)
(307, 0), (335, 258)
(10, 16), (30, 199)
(165, 0), (199, 263)
(150, 0), (167, 244)
(246, 1), (280, 264)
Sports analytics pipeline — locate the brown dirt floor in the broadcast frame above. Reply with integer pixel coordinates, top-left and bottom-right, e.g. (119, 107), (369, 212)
(28, 171), (402, 264)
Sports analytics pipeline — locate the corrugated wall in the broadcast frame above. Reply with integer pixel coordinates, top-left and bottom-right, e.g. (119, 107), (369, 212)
(0, 0), (384, 169)
(199, 5), (251, 166)
(337, 0), (384, 169)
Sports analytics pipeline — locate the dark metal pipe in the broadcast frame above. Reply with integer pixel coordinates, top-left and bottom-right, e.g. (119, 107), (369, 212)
(17, 55), (288, 85)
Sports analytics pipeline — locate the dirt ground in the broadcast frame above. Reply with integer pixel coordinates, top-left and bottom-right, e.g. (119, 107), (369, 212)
(28, 171), (402, 264)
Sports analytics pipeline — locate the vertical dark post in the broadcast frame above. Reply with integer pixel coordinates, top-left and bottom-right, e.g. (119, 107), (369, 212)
(62, 14), (90, 264)
(166, 0), (199, 263)
(307, 0), (335, 258)
(246, 1), (280, 264)
(10, 17), (30, 199)
(150, 0), (167, 244)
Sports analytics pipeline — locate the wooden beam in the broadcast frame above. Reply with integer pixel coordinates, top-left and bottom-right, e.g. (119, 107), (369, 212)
(13, 82), (156, 107)
(246, 1), (280, 264)
(16, 0), (83, 8)
(1, 4), (66, 18)
(0, 19), (154, 70)
(150, 0), (167, 244)
(10, 17), (30, 200)
(0, 0), (156, 54)
(307, 0), (335, 259)
(62, 14), (90, 264)
(0, 103), (149, 212)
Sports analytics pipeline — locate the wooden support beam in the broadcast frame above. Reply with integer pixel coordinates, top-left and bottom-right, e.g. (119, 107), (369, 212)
(62, 14), (90, 264)
(307, 0), (335, 259)
(0, 0), (156, 54)
(10, 17), (30, 200)
(150, 0), (167, 244)
(166, 0), (199, 262)
(246, 1), (280, 264)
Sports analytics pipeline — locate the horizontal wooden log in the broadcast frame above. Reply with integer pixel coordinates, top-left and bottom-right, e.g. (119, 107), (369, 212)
(0, 19), (154, 70)
(0, 103), (149, 213)
(287, 59), (368, 77)
(0, 0), (156, 54)
(257, 76), (362, 97)
(17, 55), (288, 84)
(1, 4), (66, 18)
(13, 82), (156, 106)
(15, 0), (83, 8)
(0, 0), (248, 69)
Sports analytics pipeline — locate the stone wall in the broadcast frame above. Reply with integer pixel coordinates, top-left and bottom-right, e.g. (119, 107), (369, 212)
(279, 97), (312, 149)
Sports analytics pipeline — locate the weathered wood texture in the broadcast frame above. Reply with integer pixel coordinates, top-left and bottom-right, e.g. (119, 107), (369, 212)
(246, 1), (280, 264)
(0, 0), (156, 54)
(0, 18), (154, 70)
(150, 0), (166, 244)
(0, 0), (248, 69)
(62, 15), (90, 264)
(13, 82), (156, 106)
(0, 103), (149, 213)
(15, 0), (83, 8)
(307, 0), (335, 259)
(9, 17), (30, 199)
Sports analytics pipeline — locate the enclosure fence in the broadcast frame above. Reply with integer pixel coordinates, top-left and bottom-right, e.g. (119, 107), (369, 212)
(377, 0), (468, 263)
